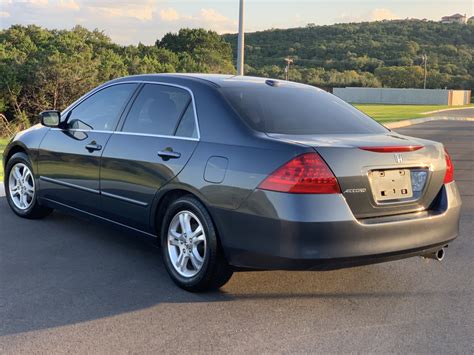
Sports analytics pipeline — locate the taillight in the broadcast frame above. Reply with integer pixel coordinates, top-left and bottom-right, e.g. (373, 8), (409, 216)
(258, 152), (341, 194)
(358, 146), (423, 153)
(444, 148), (454, 184)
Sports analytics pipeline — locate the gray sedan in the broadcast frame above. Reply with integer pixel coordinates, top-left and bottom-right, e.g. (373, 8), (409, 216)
(2, 74), (461, 291)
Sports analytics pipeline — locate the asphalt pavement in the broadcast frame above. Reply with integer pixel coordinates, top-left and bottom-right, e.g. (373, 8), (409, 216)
(430, 107), (474, 118)
(0, 120), (473, 354)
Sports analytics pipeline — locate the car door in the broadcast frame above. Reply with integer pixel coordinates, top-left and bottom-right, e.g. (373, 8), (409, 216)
(37, 83), (138, 214)
(100, 83), (200, 231)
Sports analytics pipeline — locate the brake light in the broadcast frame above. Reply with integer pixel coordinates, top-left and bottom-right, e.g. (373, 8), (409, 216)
(258, 153), (341, 194)
(444, 148), (454, 184)
(358, 146), (423, 153)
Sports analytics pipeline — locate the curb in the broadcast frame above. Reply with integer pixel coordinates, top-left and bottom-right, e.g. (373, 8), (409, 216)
(422, 107), (474, 115)
(0, 182), (4, 197)
(385, 116), (474, 129)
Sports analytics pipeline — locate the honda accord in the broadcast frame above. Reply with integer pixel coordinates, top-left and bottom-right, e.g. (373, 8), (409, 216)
(2, 74), (462, 291)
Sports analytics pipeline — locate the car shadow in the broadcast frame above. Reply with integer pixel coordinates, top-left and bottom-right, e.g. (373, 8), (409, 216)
(0, 195), (449, 337)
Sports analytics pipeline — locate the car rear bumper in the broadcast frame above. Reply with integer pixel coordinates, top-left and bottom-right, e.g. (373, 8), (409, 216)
(212, 182), (462, 270)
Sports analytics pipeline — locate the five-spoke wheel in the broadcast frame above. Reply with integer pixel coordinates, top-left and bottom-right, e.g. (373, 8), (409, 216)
(8, 163), (35, 210)
(5, 152), (53, 219)
(161, 196), (233, 292)
(167, 210), (207, 278)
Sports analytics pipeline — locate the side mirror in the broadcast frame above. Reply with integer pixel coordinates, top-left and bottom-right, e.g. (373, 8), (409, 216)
(40, 110), (61, 128)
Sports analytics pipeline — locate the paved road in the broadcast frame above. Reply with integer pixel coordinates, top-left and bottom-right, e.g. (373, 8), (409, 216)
(0, 121), (473, 354)
(430, 107), (474, 118)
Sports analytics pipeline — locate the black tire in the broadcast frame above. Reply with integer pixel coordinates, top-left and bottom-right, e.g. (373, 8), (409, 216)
(161, 195), (233, 292)
(5, 152), (53, 219)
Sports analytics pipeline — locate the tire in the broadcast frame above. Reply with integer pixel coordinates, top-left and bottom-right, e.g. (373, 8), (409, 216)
(161, 195), (233, 292)
(5, 152), (53, 219)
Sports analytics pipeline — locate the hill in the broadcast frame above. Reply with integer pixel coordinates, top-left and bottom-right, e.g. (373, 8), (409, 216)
(223, 20), (474, 89)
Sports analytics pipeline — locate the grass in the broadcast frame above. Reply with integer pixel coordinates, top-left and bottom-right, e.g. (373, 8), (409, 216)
(0, 138), (8, 181)
(354, 104), (474, 123)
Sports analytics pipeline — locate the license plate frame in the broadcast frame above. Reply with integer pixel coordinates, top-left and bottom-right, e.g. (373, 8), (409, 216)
(370, 169), (413, 202)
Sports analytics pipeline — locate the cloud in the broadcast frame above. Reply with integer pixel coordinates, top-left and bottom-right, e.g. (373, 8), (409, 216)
(86, 0), (157, 21)
(369, 9), (398, 21)
(23, 0), (49, 6)
(337, 8), (399, 23)
(200, 8), (230, 24)
(159, 8), (180, 22)
(58, 0), (79, 11)
(0, 0), (237, 45)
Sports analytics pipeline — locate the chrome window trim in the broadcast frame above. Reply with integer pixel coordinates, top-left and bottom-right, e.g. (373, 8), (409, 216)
(49, 128), (199, 141)
(61, 80), (201, 141)
(113, 131), (199, 141)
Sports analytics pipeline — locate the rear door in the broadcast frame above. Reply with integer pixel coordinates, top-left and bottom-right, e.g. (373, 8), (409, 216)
(100, 83), (199, 231)
(37, 83), (138, 213)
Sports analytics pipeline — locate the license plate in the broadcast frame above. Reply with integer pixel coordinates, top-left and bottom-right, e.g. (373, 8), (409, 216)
(370, 169), (413, 202)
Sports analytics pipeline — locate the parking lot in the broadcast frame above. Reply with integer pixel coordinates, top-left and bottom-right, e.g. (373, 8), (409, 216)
(0, 120), (473, 353)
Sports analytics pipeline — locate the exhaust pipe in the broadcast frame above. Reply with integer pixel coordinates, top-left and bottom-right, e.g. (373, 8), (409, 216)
(422, 247), (446, 261)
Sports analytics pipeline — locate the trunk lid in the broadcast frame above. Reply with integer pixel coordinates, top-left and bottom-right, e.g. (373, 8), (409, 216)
(267, 132), (446, 219)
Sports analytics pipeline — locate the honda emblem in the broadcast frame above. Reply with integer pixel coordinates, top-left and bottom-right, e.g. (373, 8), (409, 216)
(395, 153), (403, 164)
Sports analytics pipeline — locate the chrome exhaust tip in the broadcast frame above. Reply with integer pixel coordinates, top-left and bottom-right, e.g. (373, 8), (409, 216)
(422, 247), (446, 261)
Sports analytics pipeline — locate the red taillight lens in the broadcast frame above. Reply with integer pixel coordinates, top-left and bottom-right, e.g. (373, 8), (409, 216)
(358, 145), (423, 153)
(258, 152), (341, 194)
(444, 148), (454, 184)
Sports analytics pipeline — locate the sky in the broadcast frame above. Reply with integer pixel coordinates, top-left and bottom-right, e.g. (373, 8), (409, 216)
(0, 0), (473, 45)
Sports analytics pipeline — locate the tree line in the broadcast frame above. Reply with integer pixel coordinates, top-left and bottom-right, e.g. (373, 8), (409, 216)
(0, 26), (234, 128)
(224, 20), (474, 91)
(1, 20), (473, 129)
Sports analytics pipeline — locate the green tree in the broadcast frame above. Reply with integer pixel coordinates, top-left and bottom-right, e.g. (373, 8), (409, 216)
(375, 66), (424, 88)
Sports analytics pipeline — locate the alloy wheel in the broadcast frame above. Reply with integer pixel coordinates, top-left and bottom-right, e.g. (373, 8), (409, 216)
(167, 210), (207, 278)
(8, 163), (35, 210)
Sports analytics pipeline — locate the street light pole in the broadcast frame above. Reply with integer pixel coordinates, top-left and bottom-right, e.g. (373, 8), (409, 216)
(422, 54), (428, 89)
(284, 58), (293, 81)
(237, 0), (245, 76)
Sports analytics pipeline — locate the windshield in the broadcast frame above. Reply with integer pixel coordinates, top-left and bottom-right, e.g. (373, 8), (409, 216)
(221, 85), (387, 135)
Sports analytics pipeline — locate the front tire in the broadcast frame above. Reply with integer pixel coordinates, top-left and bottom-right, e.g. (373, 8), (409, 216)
(161, 196), (233, 292)
(5, 152), (53, 219)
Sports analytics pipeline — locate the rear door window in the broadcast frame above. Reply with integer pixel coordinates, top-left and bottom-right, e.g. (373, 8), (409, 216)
(122, 84), (193, 136)
(221, 85), (387, 135)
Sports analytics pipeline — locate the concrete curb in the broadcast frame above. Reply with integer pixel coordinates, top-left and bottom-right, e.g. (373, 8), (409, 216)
(422, 106), (474, 115)
(384, 116), (474, 129)
(0, 182), (4, 197)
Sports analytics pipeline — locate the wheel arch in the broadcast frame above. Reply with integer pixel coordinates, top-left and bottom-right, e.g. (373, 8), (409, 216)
(3, 143), (29, 172)
(151, 186), (223, 244)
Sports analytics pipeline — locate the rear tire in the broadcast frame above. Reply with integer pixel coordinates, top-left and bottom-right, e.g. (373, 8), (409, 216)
(161, 195), (233, 292)
(5, 152), (53, 219)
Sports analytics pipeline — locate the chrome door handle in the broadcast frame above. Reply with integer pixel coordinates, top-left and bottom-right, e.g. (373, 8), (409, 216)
(85, 142), (102, 152)
(158, 150), (181, 160)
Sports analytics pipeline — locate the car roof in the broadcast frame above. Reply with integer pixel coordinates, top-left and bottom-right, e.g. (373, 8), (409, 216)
(117, 73), (312, 90)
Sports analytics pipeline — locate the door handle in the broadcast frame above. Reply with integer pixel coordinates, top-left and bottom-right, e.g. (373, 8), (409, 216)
(158, 149), (181, 160)
(85, 142), (102, 152)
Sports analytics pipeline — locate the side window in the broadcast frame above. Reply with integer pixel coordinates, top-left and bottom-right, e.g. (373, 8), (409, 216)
(122, 84), (194, 137)
(176, 103), (198, 138)
(67, 84), (137, 131)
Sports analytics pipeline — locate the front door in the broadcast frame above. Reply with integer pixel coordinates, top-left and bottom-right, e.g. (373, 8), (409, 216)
(37, 83), (138, 213)
(100, 83), (199, 231)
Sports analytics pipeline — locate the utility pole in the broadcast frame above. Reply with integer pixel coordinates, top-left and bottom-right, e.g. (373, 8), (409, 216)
(284, 58), (293, 81)
(422, 54), (428, 89)
(237, 0), (245, 76)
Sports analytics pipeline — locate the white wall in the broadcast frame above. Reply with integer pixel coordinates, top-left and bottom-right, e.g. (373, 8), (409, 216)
(333, 87), (450, 105)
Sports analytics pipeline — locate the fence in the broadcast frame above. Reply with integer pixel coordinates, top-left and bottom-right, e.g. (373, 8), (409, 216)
(333, 87), (472, 105)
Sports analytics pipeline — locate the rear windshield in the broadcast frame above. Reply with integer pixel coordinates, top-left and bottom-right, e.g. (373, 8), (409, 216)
(220, 85), (387, 135)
